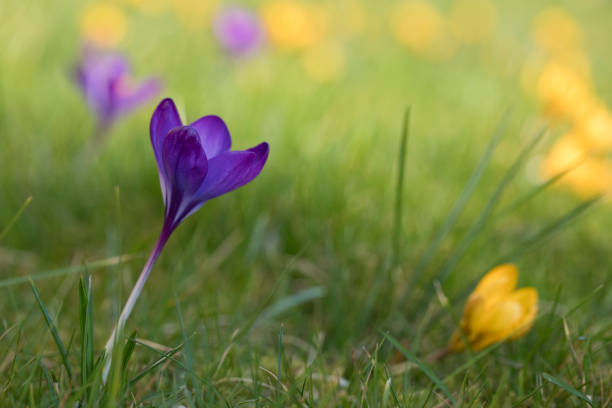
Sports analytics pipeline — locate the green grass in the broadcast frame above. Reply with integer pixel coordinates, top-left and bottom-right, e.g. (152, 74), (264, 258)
(1, 0), (611, 406)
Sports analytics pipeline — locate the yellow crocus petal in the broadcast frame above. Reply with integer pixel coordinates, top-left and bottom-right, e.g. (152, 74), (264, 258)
(80, 3), (127, 48)
(472, 263), (517, 297)
(389, 1), (455, 60)
(508, 287), (538, 339)
(261, 1), (327, 50)
(563, 158), (612, 198)
(390, 1), (442, 53)
(577, 107), (612, 152)
(540, 136), (586, 179)
(537, 62), (595, 122)
(472, 298), (521, 336)
(448, 264), (539, 352)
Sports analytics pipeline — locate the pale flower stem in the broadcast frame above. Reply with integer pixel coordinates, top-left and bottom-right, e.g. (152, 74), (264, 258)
(102, 225), (171, 383)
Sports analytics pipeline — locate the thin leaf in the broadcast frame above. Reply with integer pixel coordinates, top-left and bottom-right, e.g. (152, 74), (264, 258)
(255, 286), (326, 325)
(493, 164), (578, 220)
(40, 361), (59, 408)
(79, 273), (94, 389)
(0, 195), (32, 241)
(406, 112), (510, 294)
(542, 372), (594, 407)
(0, 254), (141, 288)
(29, 279), (72, 379)
(128, 342), (183, 386)
(121, 330), (138, 374)
(436, 127), (546, 284)
(381, 330), (456, 404)
(496, 196), (601, 264)
(391, 107), (411, 268)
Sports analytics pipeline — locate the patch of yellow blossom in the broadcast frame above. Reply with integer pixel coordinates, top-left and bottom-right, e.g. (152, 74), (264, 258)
(449, 264), (538, 352)
(261, 0), (328, 50)
(80, 2), (127, 48)
(389, 1), (455, 60)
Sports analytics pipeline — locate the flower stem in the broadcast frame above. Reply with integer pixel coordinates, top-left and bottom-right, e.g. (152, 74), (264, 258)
(102, 224), (171, 383)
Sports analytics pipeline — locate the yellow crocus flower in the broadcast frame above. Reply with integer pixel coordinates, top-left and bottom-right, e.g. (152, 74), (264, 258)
(261, 0), (327, 50)
(576, 106), (612, 152)
(449, 264), (538, 351)
(389, 1), (455, 60)
(80, 3), (127, 48)
(536, 62), (595, 122)
(541, 135), (612, 198)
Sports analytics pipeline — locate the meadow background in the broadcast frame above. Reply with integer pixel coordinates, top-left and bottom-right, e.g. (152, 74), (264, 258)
(0, 0), (611, 406)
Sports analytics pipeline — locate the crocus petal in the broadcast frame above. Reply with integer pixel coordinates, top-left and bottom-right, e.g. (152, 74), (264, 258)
(473, 263), (517, 297)
(79, 51), (130, 123)
(151, 98), (183, 162)
(508, 287), (538, 339)
(162, 126), (208, 225)
(150, 98), (183, 203)
(196, 142), (269, 201)
(115, 78), (162, 114)
(190, 115), (232, 158)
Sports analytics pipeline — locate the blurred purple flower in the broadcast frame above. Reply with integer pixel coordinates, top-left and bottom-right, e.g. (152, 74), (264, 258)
(213, 6), (264, 56)
(75, 47), (161, 131)
(103, 98), (269, 380)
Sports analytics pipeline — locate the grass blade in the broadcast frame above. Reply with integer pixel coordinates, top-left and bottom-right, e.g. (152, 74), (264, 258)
(0, 253), (140, 288)
(128, 341), (183, 386)
(542, 372), (594, 407)
(496, 196), (601, 264)
(121, 330), (138, 374)
(435, 127), (546, 285)
(493, 164), (578, 220)
(29, 279), (72, 379)
(255, 286), (326, 325)
(40, 361), (59, 407)
(0, 195), (32, 241)
(79, 273), (94, 389)
(391, 107), (410, 268)
(381, 330), (456, 404)
(406, 112), (510, 292)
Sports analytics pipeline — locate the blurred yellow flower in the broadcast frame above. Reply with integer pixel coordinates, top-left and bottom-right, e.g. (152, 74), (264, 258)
(390, 1), (455, 59)
(301, 41), (345, 82)
(449, 264), (538, 351)
(563, 159), (612, 198)
(537, 62), (594, 121)
(532, 7), (583, 56)
(80, 3), (127, 48)
(261, 1), (327, 50)
(541, 136), (612, 198)
(576, 106), (612, 152)
(449, 0), (498, 45)
(541, 136), (586, 178)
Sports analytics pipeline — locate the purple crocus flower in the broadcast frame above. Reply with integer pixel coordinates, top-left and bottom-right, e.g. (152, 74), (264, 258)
(213, 6), (264, 57)
(103, 98), (269, 380)
(75, 47), (161, 132)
